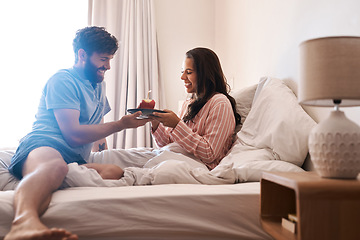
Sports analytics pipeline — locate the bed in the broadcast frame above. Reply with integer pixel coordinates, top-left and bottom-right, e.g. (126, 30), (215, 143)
(0, 77), (316, 240)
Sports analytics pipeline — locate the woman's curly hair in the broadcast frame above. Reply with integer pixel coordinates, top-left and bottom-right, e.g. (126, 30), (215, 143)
(73, 26), (118, 63)
(182, 47), (241, 125)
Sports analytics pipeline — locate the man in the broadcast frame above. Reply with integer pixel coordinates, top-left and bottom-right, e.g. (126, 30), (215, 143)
(5, 26), (148, 240)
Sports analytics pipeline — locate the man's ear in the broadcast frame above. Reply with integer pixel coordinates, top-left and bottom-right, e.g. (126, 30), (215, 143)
(78, 49), (87, 63)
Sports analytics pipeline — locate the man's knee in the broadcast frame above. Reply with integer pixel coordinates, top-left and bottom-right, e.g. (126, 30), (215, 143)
(23, 147), (68, 177)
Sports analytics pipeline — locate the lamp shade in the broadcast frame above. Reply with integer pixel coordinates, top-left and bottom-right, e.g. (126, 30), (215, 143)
(299, 36), (360, 107)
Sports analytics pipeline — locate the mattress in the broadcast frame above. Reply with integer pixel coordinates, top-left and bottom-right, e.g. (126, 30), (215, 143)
(0, 183), (272, 240)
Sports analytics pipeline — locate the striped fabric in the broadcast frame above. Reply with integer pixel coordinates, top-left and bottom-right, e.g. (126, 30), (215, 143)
(152, 93), (235, 169)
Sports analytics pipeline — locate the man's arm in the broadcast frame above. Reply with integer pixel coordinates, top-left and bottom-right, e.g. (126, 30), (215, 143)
(92, 138), (108, 152)
(54, 108), (149, 148)
(91, 118), (108, 152)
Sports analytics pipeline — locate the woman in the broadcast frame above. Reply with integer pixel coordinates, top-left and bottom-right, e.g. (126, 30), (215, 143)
(86, 47), (241, 179)
(151, 47), (240, 169)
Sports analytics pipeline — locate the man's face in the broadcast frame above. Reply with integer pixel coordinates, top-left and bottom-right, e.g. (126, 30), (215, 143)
(84, 52), (114, 85)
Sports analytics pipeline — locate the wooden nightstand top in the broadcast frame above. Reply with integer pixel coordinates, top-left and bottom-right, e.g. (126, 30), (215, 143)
(261, 171), (360, 199)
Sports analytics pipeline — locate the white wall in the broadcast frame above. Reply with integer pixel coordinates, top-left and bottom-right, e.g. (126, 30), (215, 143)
(155, 0), (360, 123)
(153, 0), (215, 111)
(214, 0), (360, 123)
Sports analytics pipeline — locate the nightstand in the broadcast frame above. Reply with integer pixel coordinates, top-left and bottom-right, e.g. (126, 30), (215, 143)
(260, 171), (360, 240)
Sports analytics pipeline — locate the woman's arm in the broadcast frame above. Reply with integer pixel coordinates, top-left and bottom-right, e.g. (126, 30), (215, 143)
(151, 100), (189, 147)
(152, 96), (235, 165)
(151, 110), (181, 147)
(170, 100), (235, 164)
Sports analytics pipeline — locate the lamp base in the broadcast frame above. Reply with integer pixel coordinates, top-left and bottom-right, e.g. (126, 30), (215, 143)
(309, 110), (360, 179)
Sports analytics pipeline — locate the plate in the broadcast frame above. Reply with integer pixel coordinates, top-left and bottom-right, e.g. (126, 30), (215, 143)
(127, 108), (166, 119)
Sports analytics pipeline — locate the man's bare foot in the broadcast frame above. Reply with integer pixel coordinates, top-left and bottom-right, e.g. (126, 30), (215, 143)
(5, 217), (78, 240)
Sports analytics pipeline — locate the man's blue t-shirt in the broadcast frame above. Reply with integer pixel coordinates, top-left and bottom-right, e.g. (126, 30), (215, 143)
(9, 67), (111, 179)
(33, 67), (111, 159)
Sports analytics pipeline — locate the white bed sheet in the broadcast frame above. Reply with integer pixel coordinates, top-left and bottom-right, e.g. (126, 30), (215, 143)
(0, 183), (272, 240)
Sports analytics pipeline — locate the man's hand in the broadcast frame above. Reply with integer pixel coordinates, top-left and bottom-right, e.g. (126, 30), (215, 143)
(119, 111), (151, 129)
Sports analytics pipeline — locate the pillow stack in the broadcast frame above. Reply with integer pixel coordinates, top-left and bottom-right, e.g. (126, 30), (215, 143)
(219, 77), (317, 182)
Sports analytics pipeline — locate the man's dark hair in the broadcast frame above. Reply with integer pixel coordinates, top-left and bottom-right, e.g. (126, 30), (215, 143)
(73, 26), (118, 63)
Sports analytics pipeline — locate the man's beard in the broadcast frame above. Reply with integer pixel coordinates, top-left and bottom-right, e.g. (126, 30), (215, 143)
(84, 59), (106, 85)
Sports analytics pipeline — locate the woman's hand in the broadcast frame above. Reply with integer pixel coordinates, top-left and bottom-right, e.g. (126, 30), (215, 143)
(151, 109), (181, 129)
(150, 118), (160, 132)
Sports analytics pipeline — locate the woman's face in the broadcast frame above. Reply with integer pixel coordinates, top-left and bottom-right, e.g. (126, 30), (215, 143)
(181, 57), (197, 94)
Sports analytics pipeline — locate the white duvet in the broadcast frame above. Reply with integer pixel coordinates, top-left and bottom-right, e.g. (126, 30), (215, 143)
(62, 147), (236, 188)
(1, 141), (305, 191)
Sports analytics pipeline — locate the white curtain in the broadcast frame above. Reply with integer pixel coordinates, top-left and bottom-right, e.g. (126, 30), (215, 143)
(89, 0), (165, 149)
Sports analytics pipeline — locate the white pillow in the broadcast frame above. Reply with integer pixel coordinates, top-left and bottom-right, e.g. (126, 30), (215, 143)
(231, 84), (257, 124)
(233, 160), (304, 182)
(237, 77), (316, 166)
(0, 151), (13, 171)
(231, 84), (257, 134)
(252, 76), (269, 105)
(0, 150), (18, 191)
(221, 141), (275, 166)
(217, 141), (304, 182)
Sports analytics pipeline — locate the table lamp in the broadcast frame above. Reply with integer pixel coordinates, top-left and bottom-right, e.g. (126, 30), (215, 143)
(299, 36), (360, 179)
